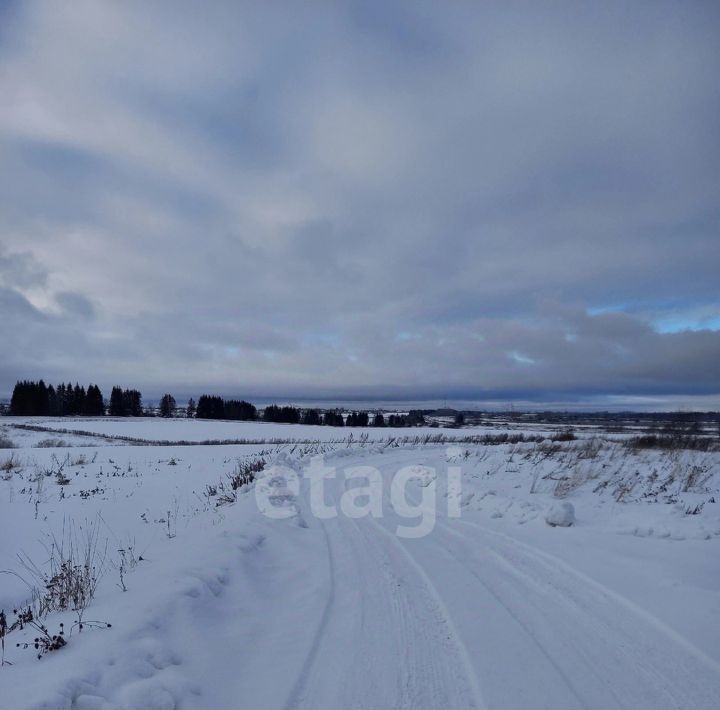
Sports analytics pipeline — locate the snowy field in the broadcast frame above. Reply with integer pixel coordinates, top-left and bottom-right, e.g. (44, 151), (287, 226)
(1, 419), (719, 709)
(1, 416), (563, 445)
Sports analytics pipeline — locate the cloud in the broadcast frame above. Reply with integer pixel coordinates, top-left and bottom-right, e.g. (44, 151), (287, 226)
(0, 1), (718, 405)
(55, 291), (95, 320)
(0, 244), (47, 289)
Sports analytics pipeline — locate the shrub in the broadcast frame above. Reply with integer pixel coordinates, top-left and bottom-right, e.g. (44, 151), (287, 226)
(15, 517), (107, 623)
(11, 609), (67, 659)
(36, 438), (68, 448)
(216, 457), (266, 506)
(2, 518), (111, 662)
(1, 453), (21, 475)
(628, 434), (717, 451)
(551, 429), (576, 442)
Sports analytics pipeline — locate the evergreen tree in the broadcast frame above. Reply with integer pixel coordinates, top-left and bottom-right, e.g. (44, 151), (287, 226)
(9, 380), (50, 415)
(186, 398), (196, 418)
(109, 386), (124, 416)
(61, 382), (75, 414)
(84, 385), (105, 415)
(225, 400), (257, 421)
(56, 383), (65, 415)
(322, 411), (344, 427)
(196, 395), (225, 419)
(263, 404), (280, 422)
(302, 409), (322, 425)
(263, 404), (297, 423)
(387, 414), (405, 427)
(346, 411), (369, 427)
(9, 379), (103, 416)
(123, 389), (143, 417)
(406, 410), (426, 426)
(194, 396), (257, 420)
(73, 384), (86, 416)
(373, 413), (385, 427)
(10, 381), (29, 415)
(160, 394), (177, 418)
(48, 385), (59, 416)
(34, 380), (50, 415)
(263, 405), (300, 423)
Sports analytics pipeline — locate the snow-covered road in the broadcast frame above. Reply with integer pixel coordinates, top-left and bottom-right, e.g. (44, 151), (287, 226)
(277, 449), (720, 710)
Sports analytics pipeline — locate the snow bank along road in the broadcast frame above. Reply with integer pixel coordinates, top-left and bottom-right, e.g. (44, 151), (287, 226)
(2, 438), (720, 709)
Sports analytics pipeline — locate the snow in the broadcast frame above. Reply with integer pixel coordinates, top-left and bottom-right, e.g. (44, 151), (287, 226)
(1, 416), (556, 446)
(545, 501), (576, 527)
(1, 420), (719, 708)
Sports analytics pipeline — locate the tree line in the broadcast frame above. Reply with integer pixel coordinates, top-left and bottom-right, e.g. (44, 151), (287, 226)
(261, 407), (426, 427)
(195, 395), (258, 421)
(9, 380), (141, 418)
(8, 380), (427, 428)
(10, 380), (105, 416)
(108, 387), (143, 417)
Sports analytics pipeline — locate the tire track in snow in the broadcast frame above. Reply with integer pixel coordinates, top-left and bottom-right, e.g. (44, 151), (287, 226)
(430, 521), (603, 710)
(360, 518), (486, 708)
(432, 516), (720, 708)
(282, 521), (337, 710)
(365, 450), (720, 709)
(281, 457), (486, 710)
(458, 518), (720, 676)
(355, 514), (485, 709)
(347, 451), (486, 709)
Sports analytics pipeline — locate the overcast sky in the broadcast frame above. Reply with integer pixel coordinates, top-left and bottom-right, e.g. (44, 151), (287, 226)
(0, 1), (719, 408)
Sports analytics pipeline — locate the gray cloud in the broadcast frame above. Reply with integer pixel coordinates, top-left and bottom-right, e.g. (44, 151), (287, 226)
(0, 244), (47, 289)
(55, 291), (95, 320)
(0, 1), (718, 406)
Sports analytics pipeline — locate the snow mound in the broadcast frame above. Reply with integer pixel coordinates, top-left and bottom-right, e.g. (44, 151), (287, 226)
(545, 501), (575, 527)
